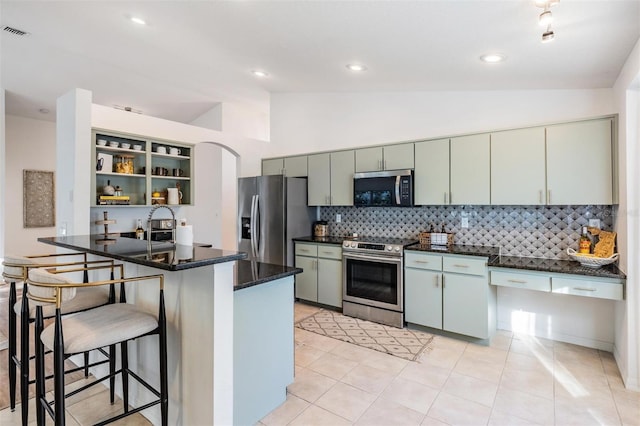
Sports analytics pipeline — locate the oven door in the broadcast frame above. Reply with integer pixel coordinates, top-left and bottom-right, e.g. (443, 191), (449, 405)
(342, 252), (403, 312)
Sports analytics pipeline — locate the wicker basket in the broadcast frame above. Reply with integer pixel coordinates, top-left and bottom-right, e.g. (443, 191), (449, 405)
(419, 232), (454, 246)
(566, 248), (618, 268)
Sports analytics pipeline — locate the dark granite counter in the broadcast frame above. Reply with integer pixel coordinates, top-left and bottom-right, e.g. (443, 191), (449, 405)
(292, 235), (345, 245)
(233, 260), (302, 291)
(38, 235), (246, 271)
(491, 255), (626, 280)
(406, 243), (501, 259)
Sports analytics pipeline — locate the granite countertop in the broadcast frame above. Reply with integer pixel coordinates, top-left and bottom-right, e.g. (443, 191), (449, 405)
(491, 255), (626, 280)
(293, 235), (346, 245)
(406, 243), (501, 259)
(233, 260), (302, 291)
(38, 235), (246, 271)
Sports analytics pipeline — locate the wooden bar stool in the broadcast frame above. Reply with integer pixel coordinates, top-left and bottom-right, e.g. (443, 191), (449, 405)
(2, 253), (119, 425)
(27, 265), (168, 426)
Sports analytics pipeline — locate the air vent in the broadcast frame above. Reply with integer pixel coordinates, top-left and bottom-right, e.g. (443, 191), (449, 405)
(3, 26), (30, 36)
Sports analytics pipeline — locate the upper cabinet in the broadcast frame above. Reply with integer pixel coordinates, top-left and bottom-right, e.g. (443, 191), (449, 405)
(262, 156), (308, 177)
(491, 127), (546, 205)
(307, 151), (354, 206)
(450, 134), (490, 205)
(414, 138), (450, 205)
(355, 143), (414, 172)
(92, 130), (193, 207)
(546, 118), (613, 205)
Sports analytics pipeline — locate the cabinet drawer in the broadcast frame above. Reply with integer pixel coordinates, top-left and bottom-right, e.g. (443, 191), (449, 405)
(405, 252), (442, 271)
(552, 277), (623, 301)
(317, 245), (342, 260)
(295, 243), (318, 257)
(491, 270), (550, 292)
(443, 256), (487, 276)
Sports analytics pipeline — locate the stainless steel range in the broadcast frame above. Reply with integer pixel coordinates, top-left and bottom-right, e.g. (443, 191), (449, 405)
(342, 237), (417, 328)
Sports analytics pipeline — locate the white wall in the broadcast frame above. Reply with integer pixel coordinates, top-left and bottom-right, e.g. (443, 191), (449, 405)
(4, 114), (57, 255)
(0, 89), (5, 260)
(269, 89), (614, 157)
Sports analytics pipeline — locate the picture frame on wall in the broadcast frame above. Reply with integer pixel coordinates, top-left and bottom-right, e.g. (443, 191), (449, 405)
(23, 169), (55, 228)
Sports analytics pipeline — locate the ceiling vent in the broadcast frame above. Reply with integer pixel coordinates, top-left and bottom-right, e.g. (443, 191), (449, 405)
(3, 26), (30, 36)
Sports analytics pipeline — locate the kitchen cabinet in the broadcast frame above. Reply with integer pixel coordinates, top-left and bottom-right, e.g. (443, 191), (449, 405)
(546, 118), (614, 205)
(405, 251), (495, 339)
(491, 127), (546, 205)
(450, 134), (490, 205)
(92, 130), (193, 207)
(355, 143), (414, 172)
(294, 243), (343, 308)
(307, 151), (354, 206)
(490, 269), (551, 293)
(262, 158), (284, 175)
(414, 138), (450, 205)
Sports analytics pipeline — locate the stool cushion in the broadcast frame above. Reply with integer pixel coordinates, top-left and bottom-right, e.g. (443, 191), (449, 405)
(14, 287), (110, 319)
(2, 254), (41, 279)
(40, 303), (158, 354)
(28, 267), (77, 302)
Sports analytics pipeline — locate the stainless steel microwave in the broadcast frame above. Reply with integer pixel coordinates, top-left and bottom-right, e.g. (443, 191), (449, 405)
(353, 169), (414, 207)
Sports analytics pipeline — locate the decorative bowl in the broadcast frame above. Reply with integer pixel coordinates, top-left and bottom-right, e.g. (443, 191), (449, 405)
(566, 248), (619, 268)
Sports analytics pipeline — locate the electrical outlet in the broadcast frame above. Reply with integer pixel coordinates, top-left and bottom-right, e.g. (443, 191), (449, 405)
(336, 214), (341, 223)
(461, 217), (469, 228)
(588, 219), (601, 229)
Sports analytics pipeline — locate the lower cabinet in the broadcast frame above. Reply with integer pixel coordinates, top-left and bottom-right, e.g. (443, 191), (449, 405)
(405, 251), (495, 339)
(294, 242), (343, 308)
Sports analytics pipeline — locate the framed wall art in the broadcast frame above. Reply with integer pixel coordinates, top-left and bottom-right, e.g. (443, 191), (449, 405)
(23, 169), (55, 228)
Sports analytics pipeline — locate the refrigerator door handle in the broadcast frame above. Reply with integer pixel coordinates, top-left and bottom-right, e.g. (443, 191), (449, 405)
(253, 194), (261, 257)
(250, 195), (257, 258)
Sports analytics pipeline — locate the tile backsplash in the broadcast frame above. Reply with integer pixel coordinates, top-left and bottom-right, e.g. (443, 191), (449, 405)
(320, 205), (617, 259)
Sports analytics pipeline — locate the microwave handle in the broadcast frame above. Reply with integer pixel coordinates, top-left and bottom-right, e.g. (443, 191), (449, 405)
(395, 176), (401, 205)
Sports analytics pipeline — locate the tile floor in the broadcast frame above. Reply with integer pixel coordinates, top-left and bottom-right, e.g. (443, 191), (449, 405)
(1, 302), (638, 425)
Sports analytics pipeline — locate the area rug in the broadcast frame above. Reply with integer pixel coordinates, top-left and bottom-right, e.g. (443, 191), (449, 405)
(296, 310), (434, 361)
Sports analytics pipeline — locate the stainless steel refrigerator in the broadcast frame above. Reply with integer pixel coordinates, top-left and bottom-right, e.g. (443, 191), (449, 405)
(238, 175), (315, 266)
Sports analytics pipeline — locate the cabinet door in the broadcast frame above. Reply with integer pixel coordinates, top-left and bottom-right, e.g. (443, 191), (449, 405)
(450, 134), (490, 205)
(294, 255), (318, 302)
(317, 258), (343, 308)
(307, 153), (331, 206)
(546, 119), (613, 205)
(414, 139), (450, 205)
(284, 156), (308, 177)
(405, 268), (442, 329)
(384, 143), (414, 170)
(491, 127), (546, 205)
(355, 147), (383, 172)
(330, 150), (355, 205)
(262, 158), (284, 175)
(443, 273), (489, 339)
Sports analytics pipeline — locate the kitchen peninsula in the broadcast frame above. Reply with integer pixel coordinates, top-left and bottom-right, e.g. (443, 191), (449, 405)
(37, 235), (301, 426)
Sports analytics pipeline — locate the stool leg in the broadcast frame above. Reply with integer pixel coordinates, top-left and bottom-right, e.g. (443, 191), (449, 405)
(120, 342), (129, 413)
(159, 290), (168, 426)
(8, 281), (17, 411)
(35, 307), (46, 426)
(84, 352), (90, 377)
(53, 308), (66, 426)
(109, 344), (116, 404)
(20, 286), (30, 425)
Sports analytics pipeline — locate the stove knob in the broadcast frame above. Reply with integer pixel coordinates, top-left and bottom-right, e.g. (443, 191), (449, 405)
(386, 246), (392, 251)
(394, 246), (401, 252)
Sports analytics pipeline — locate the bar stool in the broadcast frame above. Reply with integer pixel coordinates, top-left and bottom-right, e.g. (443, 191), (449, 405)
(27, 265), (168, 426)
(2, 253), (119, 425)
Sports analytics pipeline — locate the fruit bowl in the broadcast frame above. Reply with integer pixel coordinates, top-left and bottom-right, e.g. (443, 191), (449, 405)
(566, 248), (619, 268)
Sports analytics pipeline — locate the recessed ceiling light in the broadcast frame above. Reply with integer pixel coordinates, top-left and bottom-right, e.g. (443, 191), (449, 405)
(251, 70), (269, 77)
(346, 63), (367, 72)
(541, 28), (555, 43)
(130, 16), (146, 25)
(480, 54), (506, 63)
(539, 9), (553, 26)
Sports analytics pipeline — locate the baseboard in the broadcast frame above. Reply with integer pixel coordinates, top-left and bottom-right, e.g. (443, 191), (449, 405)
(613, 344), (640, 391)
(497, 320), (614, 352)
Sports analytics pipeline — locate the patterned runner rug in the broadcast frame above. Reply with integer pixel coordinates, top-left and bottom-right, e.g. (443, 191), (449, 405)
(296, 310), (434, 361)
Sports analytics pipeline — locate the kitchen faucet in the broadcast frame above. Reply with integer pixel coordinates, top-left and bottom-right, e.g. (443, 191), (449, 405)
(147, 204), (176, 250)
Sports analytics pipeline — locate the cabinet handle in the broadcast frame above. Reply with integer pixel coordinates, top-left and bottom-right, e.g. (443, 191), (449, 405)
(435, 275), (440, 288)
(547, 190), (551, 204)
(539, 190), (543, 204)
(444, 192), (448, 204)
(508, 279), (527, 284)
(299, 249), (309, 253)
(321, 251), (332, 255)
(314, 260), (318, 270)
(442, 275), (445, 288)
(452, 264), (469, 268)
(414, 260), (430, 264)
(383, 160), (387, 170)
(573, 287), (597, 292)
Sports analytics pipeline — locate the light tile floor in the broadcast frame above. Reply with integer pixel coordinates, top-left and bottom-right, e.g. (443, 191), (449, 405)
(1, 302), (638, 425)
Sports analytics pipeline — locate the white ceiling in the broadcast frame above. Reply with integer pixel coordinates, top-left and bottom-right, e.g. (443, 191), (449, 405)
(1, 0), (639, 124)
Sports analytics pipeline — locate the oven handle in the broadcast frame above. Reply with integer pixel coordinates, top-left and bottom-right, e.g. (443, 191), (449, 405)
(343, 252), (403, 264)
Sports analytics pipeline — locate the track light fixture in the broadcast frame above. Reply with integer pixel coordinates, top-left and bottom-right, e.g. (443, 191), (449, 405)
(535, 0), (559, 43)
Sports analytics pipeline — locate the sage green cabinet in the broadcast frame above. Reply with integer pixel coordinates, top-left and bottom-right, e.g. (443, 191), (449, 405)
(262, 156), (307, 177)
(450, 134), (490, 205)
(546, 118), (613, 205)
(294, 243), (343, 308)
(307, 151), (354, 206)
(355, 143), (414, 172)
(414, 138), (450, 205)
(405, 256), (443, 329)
(491, 127), (546, 205)
(262, 158), (284, 175)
